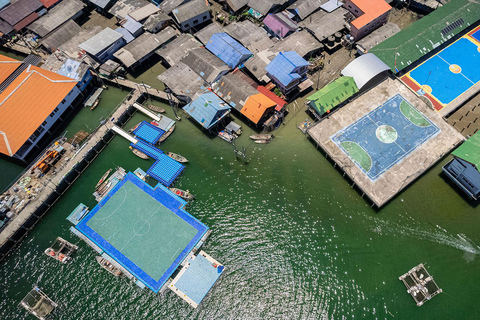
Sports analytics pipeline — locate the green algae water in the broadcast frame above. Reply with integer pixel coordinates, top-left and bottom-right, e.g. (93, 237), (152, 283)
(1, 91), (480, 319)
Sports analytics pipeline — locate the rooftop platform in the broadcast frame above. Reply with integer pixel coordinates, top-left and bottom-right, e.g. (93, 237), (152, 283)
(147, 154), (185, 186)
(133, 121), (165, 145)
(75, 173), (208, 292)
(169, 250), (225, 308)
(308, 78), (464, 207)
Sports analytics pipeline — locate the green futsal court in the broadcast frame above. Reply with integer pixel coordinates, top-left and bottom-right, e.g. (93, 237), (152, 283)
(84, 180), (198, 283)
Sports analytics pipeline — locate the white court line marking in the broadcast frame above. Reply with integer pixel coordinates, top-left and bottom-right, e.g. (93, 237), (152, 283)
(437, 54), (475, 85)
(96, 186), (128, 221)
(120, 204), (162, 251)
(170, 248), (181, 261)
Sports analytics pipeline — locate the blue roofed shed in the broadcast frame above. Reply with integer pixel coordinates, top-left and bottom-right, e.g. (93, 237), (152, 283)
(205, 32), (252, 68)
(265, 51), (309, 94)
(115, 27), (135, 43)
(183, 91), (231, 130)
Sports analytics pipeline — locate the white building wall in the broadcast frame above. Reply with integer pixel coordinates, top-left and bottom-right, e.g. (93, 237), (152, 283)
(179, 11), (211, 31)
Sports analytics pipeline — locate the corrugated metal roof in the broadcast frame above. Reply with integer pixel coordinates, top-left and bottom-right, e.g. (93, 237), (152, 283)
(122, 15), (143, 36)
(452, 131), (480, 168)
(114, 28), (176, 68)
(263, 13), (297, 38)
(341, 53), (390, 89)
(287, 0), (324, 20)
(306, 76), (358, 115)
(0, 19), (14, 35)
(108, 0), (149, 19)
(158, 0), (185, 14)
(211, 72), (257, 111)
(181, 47), (229, 83)
(0, 0), (42, 26)
(115, 26), (135, 43)
(206, 32), (252, 68)
(79, 27), (124, 56)
(143, 12), (171, 32)
(273, 30), (321, 57)
(128, 3), (159, 21)
(356, 22), (400, 52)
(265, 51), (308, 87)
(27, 0), (86, 37)
(240, 93), (276, 124)
(298, 6), (347, 41)
(155, 33), (201, 67)
(41, 20), (83, 52)
(13, 12), (39, 31)
(183, 91), (230, 129)
(370, 0), (480, 72)
(89, 0), (112, 9)
(349, 0), (391, 30)
(194, 22), (223, 45)
(225, 0), (248, 12)
(224, 20), (273, 53)
(157, 61), (208, 98)
(38, 0), (61, 8)
(172, 0), (209, 24)
(247, 0), (274, 16)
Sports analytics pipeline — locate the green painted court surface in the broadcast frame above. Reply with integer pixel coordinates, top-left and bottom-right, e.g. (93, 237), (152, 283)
(86, 181), (197, 280)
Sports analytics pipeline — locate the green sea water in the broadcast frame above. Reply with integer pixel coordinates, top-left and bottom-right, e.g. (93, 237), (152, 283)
(1, 89), (480, 318)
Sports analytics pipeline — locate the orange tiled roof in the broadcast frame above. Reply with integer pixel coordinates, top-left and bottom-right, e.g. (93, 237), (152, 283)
(0, 65), (77, 156)
(350, 0), (391, 29)
(240, 93), (276, 124)
(0, 54), (22, 84)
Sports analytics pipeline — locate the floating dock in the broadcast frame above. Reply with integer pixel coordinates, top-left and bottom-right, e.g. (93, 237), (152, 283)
(399, 263), (442, 306)
(67, 171), (224, 306)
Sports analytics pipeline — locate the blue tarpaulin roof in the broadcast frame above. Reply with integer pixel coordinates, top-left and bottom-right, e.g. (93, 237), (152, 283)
(205, 32), (252, 68)
(183, 91), (230, 130)
(133, 121), (165, 144)
(265, 51), (308, 87)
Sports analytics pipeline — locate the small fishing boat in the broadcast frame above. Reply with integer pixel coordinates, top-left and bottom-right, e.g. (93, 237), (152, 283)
(254, 140), (270, 144)
(96, 256), (123, 277)
(95, 168), (112, 189)
(166, 152), (188, 163)
(169, 188), (194, 201)
(44, 237), (78, 263)
(130, 147), (149, 159)
(250, 134), (273, 140)
(89, 97), (101, 110)
(147, 105), (165, 113)
(157, 124), (175, 143)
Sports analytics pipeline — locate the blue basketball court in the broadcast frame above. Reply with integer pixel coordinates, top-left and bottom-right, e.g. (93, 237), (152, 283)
(331, 94), (440, 181)
(405, 37), (480, 108)
(75, 173), (208, 292)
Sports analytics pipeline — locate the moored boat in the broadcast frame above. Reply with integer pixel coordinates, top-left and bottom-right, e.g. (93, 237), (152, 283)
(166, 152), (188, 163)
(147, 105), (165, 113)
(169, 188), (194, 201)
(128, 122), (141, 133)
(90, 97), (101, 110)
(95, 256), (123, 277)
(44, 237), (78, 263)
(156, 124), (175, 143)
(254, 140), (270, 144)
(250, 134), (273, 140)
(130, 147), (149, 159)
(95, 168), (112, 189)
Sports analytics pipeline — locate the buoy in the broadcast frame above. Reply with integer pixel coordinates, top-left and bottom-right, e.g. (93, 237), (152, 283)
(59, 254), (66, 261)
(49, 250), (55, 256)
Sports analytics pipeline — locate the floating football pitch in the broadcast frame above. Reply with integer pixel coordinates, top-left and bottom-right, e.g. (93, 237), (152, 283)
(331, 94), (440, 181)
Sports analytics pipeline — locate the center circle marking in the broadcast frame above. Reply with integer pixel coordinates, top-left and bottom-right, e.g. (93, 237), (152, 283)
(133, 219), (150, 236)
(376, 125), (398, 144)
(449, 64), (461, 74)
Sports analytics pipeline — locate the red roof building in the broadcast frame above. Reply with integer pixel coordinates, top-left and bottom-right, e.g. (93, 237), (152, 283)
(344, 0), (391, 41)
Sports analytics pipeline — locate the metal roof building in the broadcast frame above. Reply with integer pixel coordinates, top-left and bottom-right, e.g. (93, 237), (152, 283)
(172, 0), (211, 31)
(115, 26), (135, 43)
(341, 53), (390, 90)
(79, 27), (124, 60)
(114, 28), (177, 68)
(206, 32), (252, 68)
(224, 20), (274, 53)
(156, 33), (201, 67)
(263, 12), (297, 39)
(306, 76), (359, 117)
(224, 0), (249, 12)
(108, 0), (149, 19)
(0, 0), (42, 27)
(356, 22), (400, 54)
(27, 0), (86, 37)
(181, 47), (230, 83)
(143, 12), (172, 33)
(287, 0), (325, 21)
(211, 72), (258, 111)
(183, 91), (231, 130)
(158, 61), (208, 99)
(299, 6), (347, 41)
(370, 0), (480, 73)
(40, 20), (83, 53)
(128, 3), (159, 22)
(159, 0), (186, 14)
(121, 15), (143, 37)
(194, 22), (224, 45)
(0, 0), (9, 10)
(247, 0), (287, 17)
(265, 51), (309, 87)
(273, 29), (321, 58)
(88, 0), (113, 10)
